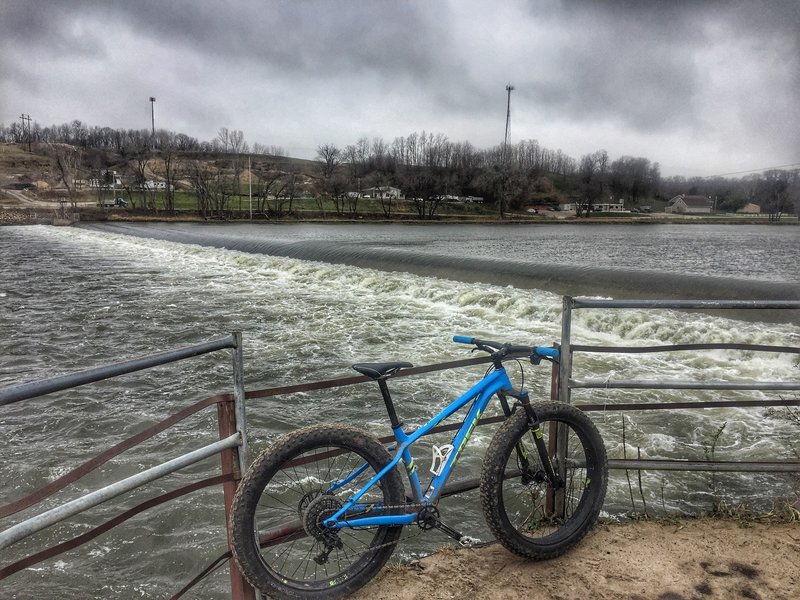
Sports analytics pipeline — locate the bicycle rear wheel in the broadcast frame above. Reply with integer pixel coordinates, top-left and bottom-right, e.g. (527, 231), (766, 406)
(230, 424), (405, 599)
(480, 403), (607, 559)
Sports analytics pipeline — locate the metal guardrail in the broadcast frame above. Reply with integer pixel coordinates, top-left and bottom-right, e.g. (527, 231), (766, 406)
(0, 335), (239, 407)
(0, 333), (254, 598)
(559, 297), (800, 474)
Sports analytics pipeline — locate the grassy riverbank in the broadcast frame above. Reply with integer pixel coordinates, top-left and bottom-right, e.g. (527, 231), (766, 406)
(1, 202), (797, 226)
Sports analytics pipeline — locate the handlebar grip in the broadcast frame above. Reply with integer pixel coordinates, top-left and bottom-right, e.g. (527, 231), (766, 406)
(534, 346), (560, 359)
(453, 335), (474, 344)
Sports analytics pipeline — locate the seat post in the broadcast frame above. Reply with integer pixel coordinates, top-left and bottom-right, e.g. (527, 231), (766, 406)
(377, 379), (403, 430)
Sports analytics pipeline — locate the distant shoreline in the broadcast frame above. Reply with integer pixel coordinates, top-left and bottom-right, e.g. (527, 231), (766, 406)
(1, 206), (798, 227)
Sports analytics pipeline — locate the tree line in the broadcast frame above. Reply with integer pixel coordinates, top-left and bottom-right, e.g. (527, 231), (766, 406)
(0, 119), (285, 156)
(1, 118), (797, 220)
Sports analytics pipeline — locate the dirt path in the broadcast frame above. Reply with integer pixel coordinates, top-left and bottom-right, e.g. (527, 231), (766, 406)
(351, 519), (800, 600)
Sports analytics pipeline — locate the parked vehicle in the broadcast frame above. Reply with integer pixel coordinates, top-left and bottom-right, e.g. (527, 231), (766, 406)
(101, 198), (128, 208)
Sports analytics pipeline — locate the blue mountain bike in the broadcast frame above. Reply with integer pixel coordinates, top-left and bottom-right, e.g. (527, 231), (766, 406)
(230, 336), (608, 599)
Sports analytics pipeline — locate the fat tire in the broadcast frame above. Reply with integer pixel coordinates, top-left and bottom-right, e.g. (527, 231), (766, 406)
(480, 402), (607, 559)
(230, 424), (405, 599)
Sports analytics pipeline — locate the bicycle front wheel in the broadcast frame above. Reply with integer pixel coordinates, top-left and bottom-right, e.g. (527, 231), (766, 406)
(480, 403), (607, 559)
(230, 424), (405, 599)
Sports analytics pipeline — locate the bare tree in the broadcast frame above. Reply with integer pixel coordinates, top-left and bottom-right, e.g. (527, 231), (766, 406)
(758, 169), (796, 222)
(46, 143), (82, 208)
(316, 143), (342, 178)
(251, 161), (285, 215)
(315, 143), (344, 215)
(157, 131), (178, 212)
(185, 160), (229, 218)
(132, 144), (152, 209)
(577, 150), (608, 216)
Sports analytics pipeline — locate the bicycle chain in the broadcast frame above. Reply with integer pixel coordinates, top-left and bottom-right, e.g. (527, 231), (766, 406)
(326, 500), (459, 554)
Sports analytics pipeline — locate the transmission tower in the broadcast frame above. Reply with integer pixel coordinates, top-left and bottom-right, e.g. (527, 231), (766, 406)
(503, 84), (514, 156)
(500, 84), (514, 218)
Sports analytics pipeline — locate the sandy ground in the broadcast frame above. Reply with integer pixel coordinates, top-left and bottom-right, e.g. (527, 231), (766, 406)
(351, 519), (800, 600)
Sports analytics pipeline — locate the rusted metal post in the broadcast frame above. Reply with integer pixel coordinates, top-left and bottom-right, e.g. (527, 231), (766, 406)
(218, 398), (256, 600)
(558, 296), (573, 405)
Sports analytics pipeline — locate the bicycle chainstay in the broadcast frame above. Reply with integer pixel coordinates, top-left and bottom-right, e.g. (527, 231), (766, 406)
(321, 500), (480, 553)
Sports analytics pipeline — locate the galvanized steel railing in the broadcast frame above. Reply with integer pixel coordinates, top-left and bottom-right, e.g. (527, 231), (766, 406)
(559, 297), (800, 474)
(0, 333), (256, 598)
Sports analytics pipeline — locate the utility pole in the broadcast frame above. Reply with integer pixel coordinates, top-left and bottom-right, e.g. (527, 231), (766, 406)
(501, 84), (514, 218)
(19, 113), (32, 152)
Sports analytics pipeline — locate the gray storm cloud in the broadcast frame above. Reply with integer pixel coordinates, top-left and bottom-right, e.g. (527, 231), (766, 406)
(1, 0), (798, 175)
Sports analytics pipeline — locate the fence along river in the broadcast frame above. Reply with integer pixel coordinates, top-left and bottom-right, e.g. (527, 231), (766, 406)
(1, 223), (798, 599)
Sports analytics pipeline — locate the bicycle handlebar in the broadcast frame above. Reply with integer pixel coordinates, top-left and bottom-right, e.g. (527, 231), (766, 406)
(452, 335), (559, 360)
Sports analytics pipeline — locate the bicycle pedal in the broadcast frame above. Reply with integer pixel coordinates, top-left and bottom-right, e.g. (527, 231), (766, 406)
(458, 535), (480, 548)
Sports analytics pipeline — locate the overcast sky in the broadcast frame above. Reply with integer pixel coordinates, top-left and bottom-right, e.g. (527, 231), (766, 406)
(2, 0), (798, 177)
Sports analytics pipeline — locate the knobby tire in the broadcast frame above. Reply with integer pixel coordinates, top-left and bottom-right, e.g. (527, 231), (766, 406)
(480, 402), (607, 559)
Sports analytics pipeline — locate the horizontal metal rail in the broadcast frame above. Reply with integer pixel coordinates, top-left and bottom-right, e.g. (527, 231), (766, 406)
(575, 398), (800, 412)
(244, 355), (494, 400)
(606, 459), (800, 473)
(572, 380), (800, 391)
(569, 299), (800, 310)
(0, 433), (241, 551)
(0, 334), (237, 407)
(571, 343), (800, 354)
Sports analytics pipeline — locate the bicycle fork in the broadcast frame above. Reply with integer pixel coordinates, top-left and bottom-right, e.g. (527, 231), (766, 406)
(500, 390), (565, 491)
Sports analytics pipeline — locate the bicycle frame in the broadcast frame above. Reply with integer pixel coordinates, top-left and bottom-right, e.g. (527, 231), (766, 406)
(325, 366), (515, 530)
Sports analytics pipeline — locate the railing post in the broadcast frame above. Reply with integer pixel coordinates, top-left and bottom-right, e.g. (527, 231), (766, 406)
(556, 298), (575, 519)
(231, 331), (250, 474)
(218, 398), (256, 600)
(549, 343), (560, 403)
(559, 296), (574, 405)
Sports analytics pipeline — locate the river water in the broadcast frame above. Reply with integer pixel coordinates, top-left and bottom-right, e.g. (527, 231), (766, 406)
(1, 222), (798, 599)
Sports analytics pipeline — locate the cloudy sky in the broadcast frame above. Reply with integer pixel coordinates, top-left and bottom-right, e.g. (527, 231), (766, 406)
(1, 0), (798, 177)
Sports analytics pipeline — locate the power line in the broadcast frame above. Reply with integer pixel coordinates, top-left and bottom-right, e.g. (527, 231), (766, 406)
(704, 162), (800, 178)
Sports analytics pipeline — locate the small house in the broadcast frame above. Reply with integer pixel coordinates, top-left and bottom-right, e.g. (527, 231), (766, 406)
(360, 186), (404, 199)
(666, 195), (714, 214)
(737, 203), (761, 214)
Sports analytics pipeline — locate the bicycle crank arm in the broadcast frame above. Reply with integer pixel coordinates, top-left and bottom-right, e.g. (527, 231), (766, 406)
(432, 517), (480, 547)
